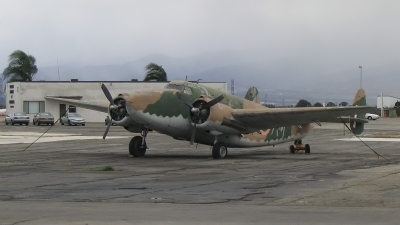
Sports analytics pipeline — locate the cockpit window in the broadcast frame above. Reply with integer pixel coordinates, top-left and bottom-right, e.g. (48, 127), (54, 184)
(165, 84), (184, 91)
(183, 87), (192, 95)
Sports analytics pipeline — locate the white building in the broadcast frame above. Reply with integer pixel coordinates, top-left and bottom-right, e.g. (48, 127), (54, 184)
(376, 95), (400, 109)
(6, 80), (227, 122)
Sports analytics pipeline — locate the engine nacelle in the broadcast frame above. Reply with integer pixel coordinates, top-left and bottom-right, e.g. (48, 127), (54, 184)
(109, 94), (143, 133)
(193, 99), (246, 135)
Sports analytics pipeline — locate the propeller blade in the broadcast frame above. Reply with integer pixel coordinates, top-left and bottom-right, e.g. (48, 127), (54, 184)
(103, 119), (112, 139)
(100, 83), (114, 104)
(176, 91), (194, 108)
(203, 94), (225, 109)
(190, 123), (196, 146)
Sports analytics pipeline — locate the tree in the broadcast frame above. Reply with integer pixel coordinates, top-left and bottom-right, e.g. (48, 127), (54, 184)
(313, 102), (323, 107)
(326, 102), (336, 107)
(2, 50), (38, 82)
(143, 62), (167, 81)
(295, 99), (312, 107)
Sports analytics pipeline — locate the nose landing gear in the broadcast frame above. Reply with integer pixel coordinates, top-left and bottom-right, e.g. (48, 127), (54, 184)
(289, 139), (310, 154)
(129, 128), (148, 157)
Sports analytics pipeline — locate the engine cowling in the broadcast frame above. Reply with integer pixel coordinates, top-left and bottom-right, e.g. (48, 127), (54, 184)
(108, 94), (142, 133)
(192, 97), (245, 135)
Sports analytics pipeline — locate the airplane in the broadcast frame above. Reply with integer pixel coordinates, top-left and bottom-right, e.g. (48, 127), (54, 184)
(45, 80), (372, 159)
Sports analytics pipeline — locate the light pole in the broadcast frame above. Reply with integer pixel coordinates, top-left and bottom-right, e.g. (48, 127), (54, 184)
(359, 66), (362, 88)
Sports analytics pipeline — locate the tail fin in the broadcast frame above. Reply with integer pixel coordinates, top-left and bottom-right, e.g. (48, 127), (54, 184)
(244, 86), (260, 103)
(350, 88), (367, 134)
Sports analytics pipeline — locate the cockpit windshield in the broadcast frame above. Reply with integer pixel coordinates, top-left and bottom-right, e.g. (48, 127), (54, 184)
(165, 84), (184, 91)
(165, 83), (193, 95)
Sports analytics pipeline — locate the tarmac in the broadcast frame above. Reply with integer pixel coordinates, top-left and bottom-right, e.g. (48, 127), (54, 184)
(1, 118), (400, 224)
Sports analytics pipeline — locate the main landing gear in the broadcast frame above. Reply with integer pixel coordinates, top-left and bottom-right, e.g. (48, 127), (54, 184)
(129, 129), (148, 157)
(289, 139), (310, 154)
(212, 142), (228, 159)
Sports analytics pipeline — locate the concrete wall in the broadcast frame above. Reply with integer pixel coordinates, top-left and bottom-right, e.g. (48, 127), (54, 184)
(5, 81), (227, 122)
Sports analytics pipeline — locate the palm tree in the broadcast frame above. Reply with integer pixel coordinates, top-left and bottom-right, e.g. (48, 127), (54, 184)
(2, 50), (38, 82)
(143, 62), (167, 81)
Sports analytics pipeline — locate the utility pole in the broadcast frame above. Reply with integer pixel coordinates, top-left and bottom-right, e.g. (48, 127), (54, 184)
(231, 79), (234, 95)
(264, 94), (267, 105)
(381, 92), (384, 118)
(359, 66), (362, 88)
(57, 57), (60, 82)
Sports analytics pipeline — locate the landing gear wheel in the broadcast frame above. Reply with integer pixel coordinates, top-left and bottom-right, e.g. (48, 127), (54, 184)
(289, 145), (295, 154)
(212, 142), (227, 159)
(129, 136), (147, 157)
(305, 144), (311, 154)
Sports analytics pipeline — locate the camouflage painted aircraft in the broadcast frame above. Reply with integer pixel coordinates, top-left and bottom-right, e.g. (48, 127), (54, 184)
(45, 81), (371, 159)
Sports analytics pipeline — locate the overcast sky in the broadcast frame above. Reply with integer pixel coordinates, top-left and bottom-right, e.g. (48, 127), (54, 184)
(1, 0), (399, 71)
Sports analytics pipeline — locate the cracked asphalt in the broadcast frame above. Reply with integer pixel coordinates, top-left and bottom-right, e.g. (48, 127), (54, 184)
(1, 119), (400, 224)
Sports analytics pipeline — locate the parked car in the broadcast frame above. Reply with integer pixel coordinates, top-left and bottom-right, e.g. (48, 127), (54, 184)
(61, 113), (86, 126)
(33, 112), (55, 126)
(105, 116), (116, 125)
(365, 113), (380, 120)
(5, 112), (30, 125)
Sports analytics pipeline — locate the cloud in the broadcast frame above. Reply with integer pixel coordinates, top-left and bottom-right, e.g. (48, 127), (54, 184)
(1, 0), (399, 73)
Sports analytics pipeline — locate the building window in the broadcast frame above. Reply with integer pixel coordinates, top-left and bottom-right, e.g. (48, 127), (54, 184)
(10, 85), (14, 89)
(9, 100), (15, 104)
(23, 101), (45, 113)
(10, 90), (14, 94)
(10, 106), (14, 108)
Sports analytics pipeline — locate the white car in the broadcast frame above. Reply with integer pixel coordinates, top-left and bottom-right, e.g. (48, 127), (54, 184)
(60, 113), (86, 126)
(365, 113), (380, 120)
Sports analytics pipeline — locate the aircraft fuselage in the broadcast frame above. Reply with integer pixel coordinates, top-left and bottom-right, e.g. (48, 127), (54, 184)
(123, 81), (314, 148)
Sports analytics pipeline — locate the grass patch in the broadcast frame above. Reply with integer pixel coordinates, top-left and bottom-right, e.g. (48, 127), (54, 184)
(99, 165), (115, 171)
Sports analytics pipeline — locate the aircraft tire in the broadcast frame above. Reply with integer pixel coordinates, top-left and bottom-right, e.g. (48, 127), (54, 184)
(289, 145), (295, 154)
(129, 136), (147, 157)
(305, 144), (310, 154)
(212, 142), (227, 159)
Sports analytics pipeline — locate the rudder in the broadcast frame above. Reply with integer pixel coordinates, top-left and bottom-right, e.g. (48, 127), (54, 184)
(244, 86), (260, 103)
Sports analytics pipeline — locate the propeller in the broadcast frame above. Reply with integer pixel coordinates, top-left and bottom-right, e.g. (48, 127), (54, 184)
(101, 83), (114, 104)
(175, 92), (225, 146)
(103, 119), (112, 139)
(100, 83), (118, 139)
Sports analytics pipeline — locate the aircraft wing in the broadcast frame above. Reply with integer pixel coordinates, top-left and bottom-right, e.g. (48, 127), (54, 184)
(45, 96), (109, 113)
(231, 106), (373, 130)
